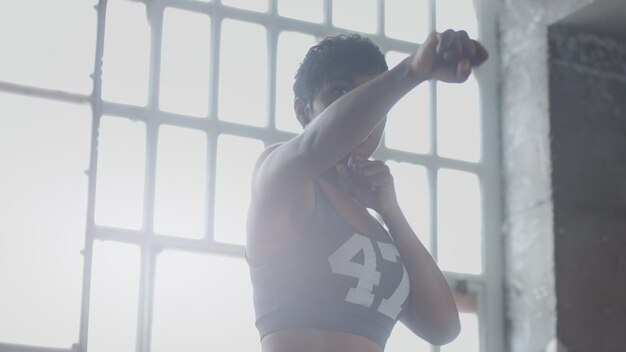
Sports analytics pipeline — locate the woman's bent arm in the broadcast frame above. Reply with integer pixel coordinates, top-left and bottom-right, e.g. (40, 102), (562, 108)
(381, 206), (461, 345)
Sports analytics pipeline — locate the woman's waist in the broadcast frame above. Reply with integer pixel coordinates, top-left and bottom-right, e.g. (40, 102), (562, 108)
(261, 328), (382, 352)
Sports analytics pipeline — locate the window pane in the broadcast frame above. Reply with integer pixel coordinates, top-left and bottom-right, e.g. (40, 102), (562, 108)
(151, 251), (259, 352)
(437, 169), (482, 274)
(385, 0), (429, 43)
(385, 51), (430, 154)
(87, 241), (141, 352)
(276, 31), (316, 133)
(436, 76), (481, 162)
(0, 93), (90, 347)
(222, 0), (267, 13)
(154, 126), (207, 238)
(0, 0), (96, 94)
(333, 0), (377, 34)
(219, 20), (267, 126)
(441, 313), (480, 352)
(385, 51), (407, 70)
(386, 161), (431, 253)
(386, 322), (431, 352)
(436, 0), (478, 38)
(278, 0), (323, 23)
(95, 116), (146, 230)
(214, 135), (264, 245)
(101, 0), (150, 106)
(160, 8), (211, 117)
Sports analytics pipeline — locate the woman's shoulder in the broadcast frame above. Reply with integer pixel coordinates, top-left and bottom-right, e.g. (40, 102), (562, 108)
(250, 142), (284, 198)
(254, 143), (283, 169)
(247, 143), (317, 261)
(263, 142), (283, 155)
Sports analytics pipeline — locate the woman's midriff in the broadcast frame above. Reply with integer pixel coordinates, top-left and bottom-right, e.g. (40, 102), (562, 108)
(261, 328), (383, 352)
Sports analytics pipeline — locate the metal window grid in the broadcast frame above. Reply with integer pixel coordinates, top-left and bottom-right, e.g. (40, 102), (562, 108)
(0, 0), (503, 351)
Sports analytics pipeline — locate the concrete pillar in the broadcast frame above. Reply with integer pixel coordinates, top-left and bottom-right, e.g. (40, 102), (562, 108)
(498, 0), (595, 351)
(549, 26), (626, 351)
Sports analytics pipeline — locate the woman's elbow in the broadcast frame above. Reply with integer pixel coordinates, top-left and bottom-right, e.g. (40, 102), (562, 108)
(424, 313), (461, 346)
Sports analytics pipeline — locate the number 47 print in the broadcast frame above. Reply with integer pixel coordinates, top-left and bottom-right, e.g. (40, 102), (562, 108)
(328, 233), (410, 320)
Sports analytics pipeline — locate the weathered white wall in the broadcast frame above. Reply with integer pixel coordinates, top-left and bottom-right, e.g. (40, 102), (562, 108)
(497, 0), (595, 351)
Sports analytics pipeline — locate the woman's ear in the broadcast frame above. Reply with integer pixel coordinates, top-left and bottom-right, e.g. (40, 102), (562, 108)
(294, 97), (309, 128)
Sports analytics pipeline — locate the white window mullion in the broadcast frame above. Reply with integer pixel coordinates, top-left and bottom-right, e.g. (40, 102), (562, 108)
(78, 0), (109, 350)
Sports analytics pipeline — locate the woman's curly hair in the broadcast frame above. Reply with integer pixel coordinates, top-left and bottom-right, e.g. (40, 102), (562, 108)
(293, 34), (388, 105)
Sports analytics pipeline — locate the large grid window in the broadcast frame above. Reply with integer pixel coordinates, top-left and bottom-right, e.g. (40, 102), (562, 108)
(0, 0), (502, 351)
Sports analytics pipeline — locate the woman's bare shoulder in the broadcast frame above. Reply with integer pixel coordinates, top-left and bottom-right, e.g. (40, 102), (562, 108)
(254, 143), (283, 171)
(246, 143), (316, 260)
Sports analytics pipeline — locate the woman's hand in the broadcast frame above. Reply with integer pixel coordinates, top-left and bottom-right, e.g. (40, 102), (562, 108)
(336, 156), (400, 216)
(409, 29), (489, 83)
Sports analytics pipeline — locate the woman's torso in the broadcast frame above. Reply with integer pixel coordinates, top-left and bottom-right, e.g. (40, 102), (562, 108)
(247, 176), (407, 352)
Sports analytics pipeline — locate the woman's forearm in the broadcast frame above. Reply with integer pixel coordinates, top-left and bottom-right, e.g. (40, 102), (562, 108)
(381, 206), (461, 345)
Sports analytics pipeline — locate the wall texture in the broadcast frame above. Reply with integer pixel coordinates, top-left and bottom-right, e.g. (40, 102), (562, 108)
(549, 27), (626, 351)
(498, 0), (595, 351)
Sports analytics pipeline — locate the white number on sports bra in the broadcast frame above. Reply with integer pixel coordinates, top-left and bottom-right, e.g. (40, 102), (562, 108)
(376, 242), (410, 319)
(328, 233), (410, 319)
(328, 233), (381, 307)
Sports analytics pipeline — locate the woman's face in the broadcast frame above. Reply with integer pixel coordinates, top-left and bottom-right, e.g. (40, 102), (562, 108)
(302, 71), (386, 160)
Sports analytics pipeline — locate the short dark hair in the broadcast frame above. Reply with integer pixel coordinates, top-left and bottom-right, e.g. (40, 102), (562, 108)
(293, 34), (388, 104)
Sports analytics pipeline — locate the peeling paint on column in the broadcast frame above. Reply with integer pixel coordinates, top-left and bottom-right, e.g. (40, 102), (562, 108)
(498, 0), (596, 352)
(550, 26), (626, 350)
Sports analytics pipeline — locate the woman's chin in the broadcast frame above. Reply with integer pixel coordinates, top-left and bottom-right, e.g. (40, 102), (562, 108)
(351, 147), (375, 160)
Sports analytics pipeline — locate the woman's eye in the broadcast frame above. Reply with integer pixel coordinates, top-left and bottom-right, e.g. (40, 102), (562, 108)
(332, 87), (349, 96)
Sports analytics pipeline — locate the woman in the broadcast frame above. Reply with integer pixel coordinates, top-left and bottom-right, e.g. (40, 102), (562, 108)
(246, 30), (488, 352)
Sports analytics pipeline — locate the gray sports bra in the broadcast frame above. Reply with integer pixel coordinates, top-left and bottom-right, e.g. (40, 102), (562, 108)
(246, 179), (410, 348)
